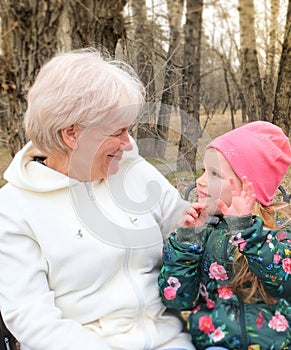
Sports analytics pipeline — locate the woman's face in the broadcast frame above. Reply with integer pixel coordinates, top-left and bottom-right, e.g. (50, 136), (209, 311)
(196, 148), (241, 215)
(68, 123), (133, 181)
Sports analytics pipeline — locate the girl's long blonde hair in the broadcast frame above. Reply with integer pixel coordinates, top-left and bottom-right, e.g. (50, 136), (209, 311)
(230, 200), (291, 304)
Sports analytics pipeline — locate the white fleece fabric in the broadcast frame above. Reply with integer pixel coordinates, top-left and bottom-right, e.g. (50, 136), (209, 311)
(0, 139), (194, 350)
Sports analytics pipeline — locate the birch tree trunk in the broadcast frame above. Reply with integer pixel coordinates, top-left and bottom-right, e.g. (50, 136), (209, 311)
(273, 0), (291, 135)
(177, 0), (203, 172)
(238, 0), (266, 121)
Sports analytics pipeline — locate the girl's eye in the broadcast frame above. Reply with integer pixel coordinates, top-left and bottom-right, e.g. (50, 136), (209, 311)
(212, 171), (220, 177)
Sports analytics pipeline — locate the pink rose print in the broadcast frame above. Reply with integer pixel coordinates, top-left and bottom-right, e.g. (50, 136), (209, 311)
(273, 252), (281, 264)
(210, 327), (225, 342)
(256, 311), (265, 328)
(268, 312), (289, 332)
(199, 315), (215, 334)
(206, 298), (215, 309)
(163, 276), (181, 300)
(256, 313), (265, 329)
(282, 258), (291, 274)
(199, 283), (208, 298)
(238, 240), (247, 251)
(266, 233), (274, 249)
(277, 231), (287, 242)
(192, 305), (201, 314)
(230, 233), (246, 251)
(163, 286), (176, 300)
(209, 262), (228, 280)
(217, 285), (233, 299)
(167, 276), (181, 291)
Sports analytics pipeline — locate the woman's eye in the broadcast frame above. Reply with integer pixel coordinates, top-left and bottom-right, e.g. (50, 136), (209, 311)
(111, 130), (123, 137)
(111, 128), (126, 137)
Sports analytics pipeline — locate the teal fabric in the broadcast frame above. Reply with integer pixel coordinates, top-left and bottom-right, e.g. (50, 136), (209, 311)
(158, 216), (291, 350)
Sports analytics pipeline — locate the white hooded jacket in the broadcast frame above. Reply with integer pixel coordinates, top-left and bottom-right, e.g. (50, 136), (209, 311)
(0, 140), (194, 350)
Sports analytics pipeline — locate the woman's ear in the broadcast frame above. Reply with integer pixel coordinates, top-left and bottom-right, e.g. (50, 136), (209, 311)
(61, 124), (81, 149)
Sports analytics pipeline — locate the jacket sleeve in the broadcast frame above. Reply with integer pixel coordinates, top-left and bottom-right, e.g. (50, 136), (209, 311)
(236, 216), (291, 300)
(158, 228), (208, 311)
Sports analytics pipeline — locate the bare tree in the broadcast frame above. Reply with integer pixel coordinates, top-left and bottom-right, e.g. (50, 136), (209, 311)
(0, 0), (127, 156)
(156, 0), (184, 159)
(238, 0), (266, 121)
(129, 0), (157, 156)
(223, 64), (236, 129)
(69, 0), (126, 55)
(273, 0), (291, 135)
(177, 0), (203, 172)
(0, 0), (63, 155)
(262, 0), (280, 119)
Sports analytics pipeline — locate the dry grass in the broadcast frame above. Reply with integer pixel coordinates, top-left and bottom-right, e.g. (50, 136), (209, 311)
(0, 146), (12, 187)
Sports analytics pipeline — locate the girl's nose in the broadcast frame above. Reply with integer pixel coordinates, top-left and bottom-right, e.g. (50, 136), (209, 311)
(196, 173), (207, 187)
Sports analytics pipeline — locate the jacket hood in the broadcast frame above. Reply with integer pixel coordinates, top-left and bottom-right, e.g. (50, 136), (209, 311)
(4, 137), (140, 193)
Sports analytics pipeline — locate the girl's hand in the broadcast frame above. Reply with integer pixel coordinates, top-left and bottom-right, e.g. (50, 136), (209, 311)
(179, 202), (208, 227)
(217, 175), (256, 216)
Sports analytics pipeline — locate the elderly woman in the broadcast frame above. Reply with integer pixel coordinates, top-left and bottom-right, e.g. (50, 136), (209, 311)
(0, 49), (194, 350)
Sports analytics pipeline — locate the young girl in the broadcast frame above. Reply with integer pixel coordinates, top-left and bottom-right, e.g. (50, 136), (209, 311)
(158, 121), (291, 350)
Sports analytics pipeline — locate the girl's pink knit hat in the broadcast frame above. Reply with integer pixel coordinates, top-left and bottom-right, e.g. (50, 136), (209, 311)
(206, 121), (291, 206)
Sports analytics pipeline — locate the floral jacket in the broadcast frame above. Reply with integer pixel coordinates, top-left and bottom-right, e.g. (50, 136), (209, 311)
(158, 215), (291, 350)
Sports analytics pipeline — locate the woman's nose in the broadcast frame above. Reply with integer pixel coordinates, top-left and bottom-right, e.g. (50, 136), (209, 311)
(120, 131), (133, 151)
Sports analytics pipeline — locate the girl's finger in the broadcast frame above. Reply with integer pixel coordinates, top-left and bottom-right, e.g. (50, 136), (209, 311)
(229, 177), (240, 196)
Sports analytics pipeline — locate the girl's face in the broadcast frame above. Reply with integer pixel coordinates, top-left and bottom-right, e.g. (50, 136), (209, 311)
(196, 148), (242, 215)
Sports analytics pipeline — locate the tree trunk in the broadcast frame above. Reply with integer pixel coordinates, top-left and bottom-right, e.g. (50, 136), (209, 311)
(0, 0), (127, 156)
(177, 0), (203, 172)
(263, 0), (280, 120)
(156, 0), (184, 159)
(0, 0), (63, 156)
(238, 0), (266, 121)
(130, 0), (157, 157)
(69, 0), (126, 56)
(223, 66), (236, 129)
(273, 0), (291, 135)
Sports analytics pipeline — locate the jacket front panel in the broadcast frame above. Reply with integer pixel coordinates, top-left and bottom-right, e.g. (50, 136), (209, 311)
(158, 217), (291, 350)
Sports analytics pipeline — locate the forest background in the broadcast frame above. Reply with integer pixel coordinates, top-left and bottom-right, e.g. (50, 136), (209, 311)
(0, 0), (290, 197)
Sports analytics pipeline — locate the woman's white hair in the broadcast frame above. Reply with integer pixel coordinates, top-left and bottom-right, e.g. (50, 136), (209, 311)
(24, 47), (145, 154)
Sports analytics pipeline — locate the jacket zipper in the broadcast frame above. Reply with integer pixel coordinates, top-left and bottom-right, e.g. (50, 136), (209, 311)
(239, 300), (248, 349)
(224, 234), (248, 349)
(123, 248), (152, 350)
(224, 235), (248, 349)
(84, 182), (153, 349)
